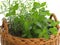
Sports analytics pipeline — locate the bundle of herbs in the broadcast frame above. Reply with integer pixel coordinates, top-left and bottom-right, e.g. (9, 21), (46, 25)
(4, 0), (59, 40)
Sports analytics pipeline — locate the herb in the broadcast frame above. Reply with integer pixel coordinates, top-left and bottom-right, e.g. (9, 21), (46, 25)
(1, 0), (59, 40)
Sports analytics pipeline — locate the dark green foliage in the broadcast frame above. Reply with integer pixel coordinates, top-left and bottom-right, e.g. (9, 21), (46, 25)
(5, 1), (59, 40)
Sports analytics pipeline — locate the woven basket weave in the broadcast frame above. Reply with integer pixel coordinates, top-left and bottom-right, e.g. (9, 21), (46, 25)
(1, 13), (60, 45)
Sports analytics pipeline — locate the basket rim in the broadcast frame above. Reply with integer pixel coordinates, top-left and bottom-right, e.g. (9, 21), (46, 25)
(2, 30), (60, 45)
(3, 30), (59, 40)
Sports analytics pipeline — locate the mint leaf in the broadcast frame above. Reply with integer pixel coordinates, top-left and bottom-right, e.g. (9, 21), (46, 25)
(49, 27), (58, 35)
(40, 2), (46, 7)
(33, 2), (40, 8)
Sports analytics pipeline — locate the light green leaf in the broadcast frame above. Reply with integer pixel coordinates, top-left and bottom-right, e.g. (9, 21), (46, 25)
(33, 2), (40, 8)
(49, 27), (58, 35)
(40, 2), (46, 7)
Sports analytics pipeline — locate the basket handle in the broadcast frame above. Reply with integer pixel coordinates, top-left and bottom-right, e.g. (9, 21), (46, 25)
(2, 18), (8, 33)
(49, 13), (59, 29)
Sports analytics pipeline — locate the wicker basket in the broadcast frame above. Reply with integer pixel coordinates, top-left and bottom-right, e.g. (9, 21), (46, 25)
(1, 13), (60, 45)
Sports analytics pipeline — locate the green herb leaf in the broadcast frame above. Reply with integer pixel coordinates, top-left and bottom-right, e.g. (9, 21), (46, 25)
(49, 27), (58, 35)
(33, 2), (40, 8)
(40, 2), (46, 7)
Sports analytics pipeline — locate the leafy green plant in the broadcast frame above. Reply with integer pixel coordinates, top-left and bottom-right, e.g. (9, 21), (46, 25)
(2, 0), (59, 40)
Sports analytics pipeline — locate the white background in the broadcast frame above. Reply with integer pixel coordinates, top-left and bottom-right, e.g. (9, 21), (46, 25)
(0, 0), (60, 45)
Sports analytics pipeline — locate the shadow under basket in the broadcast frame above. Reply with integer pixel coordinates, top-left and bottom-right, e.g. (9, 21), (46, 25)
(1, 13), (60, 45)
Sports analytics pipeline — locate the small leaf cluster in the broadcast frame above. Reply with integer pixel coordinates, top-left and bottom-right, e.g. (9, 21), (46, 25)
(5, 1), (59, 40)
